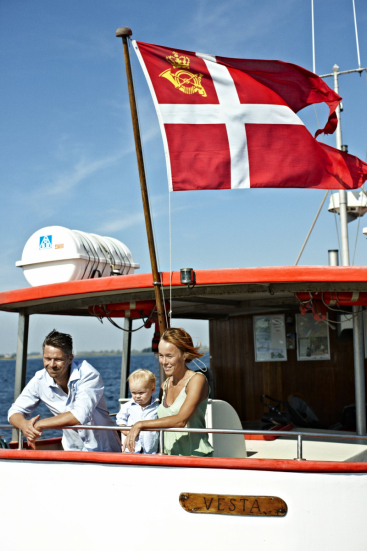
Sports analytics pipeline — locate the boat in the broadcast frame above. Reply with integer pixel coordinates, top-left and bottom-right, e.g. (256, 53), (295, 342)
(2, 267), (367, 550)
(1, 16), (367, 551)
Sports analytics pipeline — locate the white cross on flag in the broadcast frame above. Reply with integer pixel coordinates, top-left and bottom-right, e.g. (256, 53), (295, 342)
(133, 41), (367, 192)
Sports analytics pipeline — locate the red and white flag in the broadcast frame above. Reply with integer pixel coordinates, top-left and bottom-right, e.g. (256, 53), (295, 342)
(133, 41), (367, 192)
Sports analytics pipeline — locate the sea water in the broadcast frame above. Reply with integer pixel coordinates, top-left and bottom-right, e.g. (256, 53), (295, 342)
(0, 353), (210, 444)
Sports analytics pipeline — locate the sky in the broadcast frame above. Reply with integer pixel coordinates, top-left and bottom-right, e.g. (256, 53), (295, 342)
(0, 0), (367, 355)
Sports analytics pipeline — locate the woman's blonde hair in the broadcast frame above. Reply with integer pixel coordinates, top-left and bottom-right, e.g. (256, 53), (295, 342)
(160, 328), (204, 364)
(128, 369), (156, 388)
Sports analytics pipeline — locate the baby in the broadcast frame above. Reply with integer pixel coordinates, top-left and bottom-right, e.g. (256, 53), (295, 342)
(116, 369), (159, 454)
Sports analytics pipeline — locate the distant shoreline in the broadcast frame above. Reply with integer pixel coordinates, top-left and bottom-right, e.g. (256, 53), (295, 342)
(0, 351), (152, 360)
(0, 348), (209, 361)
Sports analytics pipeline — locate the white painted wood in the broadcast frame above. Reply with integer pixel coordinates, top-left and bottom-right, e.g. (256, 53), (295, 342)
(0, 460), (366, 551)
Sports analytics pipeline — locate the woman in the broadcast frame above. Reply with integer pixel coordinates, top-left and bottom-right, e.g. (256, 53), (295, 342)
(124, 328), (213, 456)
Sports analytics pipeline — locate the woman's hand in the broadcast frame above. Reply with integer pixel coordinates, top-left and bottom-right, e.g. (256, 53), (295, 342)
(122, 421), (143, 453)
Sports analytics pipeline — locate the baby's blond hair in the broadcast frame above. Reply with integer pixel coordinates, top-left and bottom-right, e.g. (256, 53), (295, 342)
(128, 369), (156, 388)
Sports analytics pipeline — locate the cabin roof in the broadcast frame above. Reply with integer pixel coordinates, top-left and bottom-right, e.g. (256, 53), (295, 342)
(1, 266), (367, 319)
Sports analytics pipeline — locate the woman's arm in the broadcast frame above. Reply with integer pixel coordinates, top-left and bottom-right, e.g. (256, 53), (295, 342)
(123, 375), (208, 453)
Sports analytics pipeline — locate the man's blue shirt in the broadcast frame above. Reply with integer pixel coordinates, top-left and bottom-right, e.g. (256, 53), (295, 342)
(8, 360), (121, 453)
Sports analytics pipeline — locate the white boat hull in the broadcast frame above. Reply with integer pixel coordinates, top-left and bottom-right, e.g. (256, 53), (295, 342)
(1, 456), (366, 551)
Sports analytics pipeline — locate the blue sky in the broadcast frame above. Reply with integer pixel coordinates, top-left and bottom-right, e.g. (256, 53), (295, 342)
(1, 0), (366, 354)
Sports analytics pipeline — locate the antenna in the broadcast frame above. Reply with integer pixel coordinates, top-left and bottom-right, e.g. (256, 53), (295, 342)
(352, 0), (361, 69)
(311, 0), (316, 73)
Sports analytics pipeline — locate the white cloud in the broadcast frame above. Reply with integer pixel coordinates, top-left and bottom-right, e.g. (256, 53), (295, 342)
(46, 153), (121, 196)
(96, 211), (145, 233)
(172, 0), (298, 54)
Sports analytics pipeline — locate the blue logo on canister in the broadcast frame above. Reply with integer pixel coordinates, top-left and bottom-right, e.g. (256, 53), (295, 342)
(39, 235), (52, 250)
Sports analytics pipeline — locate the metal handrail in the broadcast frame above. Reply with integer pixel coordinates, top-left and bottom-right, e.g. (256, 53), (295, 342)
(2, 424), (367, 458)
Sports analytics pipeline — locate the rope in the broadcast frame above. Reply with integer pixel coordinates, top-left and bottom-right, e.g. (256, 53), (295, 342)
(169, 189), (173, 323)
(107, 317), (146, 332)
(294, 191), (329, 265)
(129, 38), (169, 326)
(295, 294), (360, 330)
(95, 304), (158, 333)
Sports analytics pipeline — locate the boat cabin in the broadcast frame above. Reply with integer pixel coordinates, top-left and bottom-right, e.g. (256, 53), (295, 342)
(0, 265), (367, 461)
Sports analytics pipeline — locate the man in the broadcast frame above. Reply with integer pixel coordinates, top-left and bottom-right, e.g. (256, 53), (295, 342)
(8, 329), (121, 453)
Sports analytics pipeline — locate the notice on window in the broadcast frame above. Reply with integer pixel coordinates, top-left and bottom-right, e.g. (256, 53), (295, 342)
(253, 315), (287, 362)
(296, 313), (330, 361)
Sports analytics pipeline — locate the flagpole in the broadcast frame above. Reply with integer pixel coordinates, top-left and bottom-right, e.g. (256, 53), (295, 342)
(116, 27), (167, 341)
(332, 65), (350, 267)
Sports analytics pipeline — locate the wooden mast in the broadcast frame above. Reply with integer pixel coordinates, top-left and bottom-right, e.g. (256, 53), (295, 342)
(116, 27), (167, 339)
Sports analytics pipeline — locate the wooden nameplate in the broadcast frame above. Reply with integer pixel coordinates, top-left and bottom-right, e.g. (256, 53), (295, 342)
(179, 493), (287, 516)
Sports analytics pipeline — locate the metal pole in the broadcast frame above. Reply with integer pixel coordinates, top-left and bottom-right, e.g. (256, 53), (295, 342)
(352, 305), (366, 435)
(352, 0), (361, 69)
(116, 26), (167, 336)
(296, 434), (303, 460)
(311, 0), (316, 74)
(12, 311), (29, 442)
(333, 65), (350, 267)
(120, 317), (132, 399)
(158, 430), (165, 455)
(18, 429), (24, 450)
(328, 249), (339, 266)
(331, 65), (366, 436)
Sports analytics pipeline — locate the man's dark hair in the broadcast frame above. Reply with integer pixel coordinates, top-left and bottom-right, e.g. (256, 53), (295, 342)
(42, 329), (73, 356)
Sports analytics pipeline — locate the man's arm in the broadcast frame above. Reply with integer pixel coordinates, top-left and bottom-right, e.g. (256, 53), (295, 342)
(68, 367), (105, 425)
(10, 411), (80, 449)
(8, 377), (42, 447)
(35, 411), (80, 431)
(9, 413), (43, 443)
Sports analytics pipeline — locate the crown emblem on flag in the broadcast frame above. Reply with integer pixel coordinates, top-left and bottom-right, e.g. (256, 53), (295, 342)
(166, 52), (190, 70)
(159, 51), (207, 97)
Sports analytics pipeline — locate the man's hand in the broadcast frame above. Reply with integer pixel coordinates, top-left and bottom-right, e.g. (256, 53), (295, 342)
(21, 415), (43, 449)
(21, 415), (43, 439)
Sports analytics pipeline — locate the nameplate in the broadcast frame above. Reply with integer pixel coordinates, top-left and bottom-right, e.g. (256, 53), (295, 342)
(179, 493), (287, 516)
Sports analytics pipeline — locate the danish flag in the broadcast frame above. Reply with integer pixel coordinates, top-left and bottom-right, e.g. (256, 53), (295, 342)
(133, 41), (367, 192)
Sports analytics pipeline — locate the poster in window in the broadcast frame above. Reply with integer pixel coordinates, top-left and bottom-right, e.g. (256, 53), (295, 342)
(296, 313), (330, 361)
(254, 314), (287, 362)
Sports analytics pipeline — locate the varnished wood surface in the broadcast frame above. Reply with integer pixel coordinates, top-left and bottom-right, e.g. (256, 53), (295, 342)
(209, 310), (362, 426)
(120, 36), (167, 335)
(179, 493), (287, 516)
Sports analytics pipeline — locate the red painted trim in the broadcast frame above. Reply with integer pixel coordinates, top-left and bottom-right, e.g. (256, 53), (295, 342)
(2, 266), (367, 310)
(1, 449), (367, 473)
(245, 424), (293, 441)
(8, 437), (62, 450)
